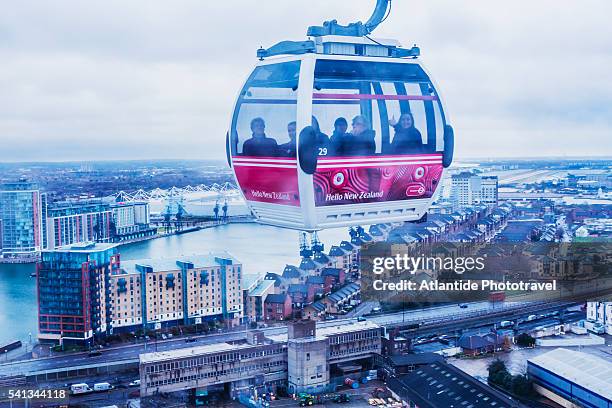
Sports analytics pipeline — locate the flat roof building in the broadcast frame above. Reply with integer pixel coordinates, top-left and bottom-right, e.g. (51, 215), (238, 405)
(528, 348), (612, 408)
(112, 252), (243, 330)
(388, 360), (528, 408)
(139, 320), (381, 398)
(38, 242), (120, 345)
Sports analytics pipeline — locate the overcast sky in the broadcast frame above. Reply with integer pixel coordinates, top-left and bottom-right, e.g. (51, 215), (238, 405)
(0, 0), (610, 162)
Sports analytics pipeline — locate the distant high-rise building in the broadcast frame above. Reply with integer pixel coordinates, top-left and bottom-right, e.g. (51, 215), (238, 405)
(0, 181), (45, 257)
(450, 173), (498, 209)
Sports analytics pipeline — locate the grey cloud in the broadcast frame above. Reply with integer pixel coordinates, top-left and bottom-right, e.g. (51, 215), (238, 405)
(0, 0), (611, 162)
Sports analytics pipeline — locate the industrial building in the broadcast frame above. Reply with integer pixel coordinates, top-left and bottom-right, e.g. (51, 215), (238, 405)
(387, 359), (528, 408)
(528, 348), (612, 408)
(138, 320), (381, 398)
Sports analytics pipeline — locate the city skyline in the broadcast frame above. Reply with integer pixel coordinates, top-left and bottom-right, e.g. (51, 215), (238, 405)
(1, 0), (611, 162)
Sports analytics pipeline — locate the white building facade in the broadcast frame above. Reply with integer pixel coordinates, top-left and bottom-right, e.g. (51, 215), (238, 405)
(586, 302), (612, 334)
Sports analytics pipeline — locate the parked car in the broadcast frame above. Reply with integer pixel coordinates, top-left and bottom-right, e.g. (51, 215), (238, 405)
(129, 379), (141, 387)
(87, 350), (102, 357)
(185, 337), (197, 343)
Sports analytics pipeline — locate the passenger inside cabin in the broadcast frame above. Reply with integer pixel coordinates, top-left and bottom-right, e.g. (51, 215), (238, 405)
(329, 117), (348, 144)
(328, 117), (348, 157)
(278, 121), (296, 157)
(389, 113), (423, 154)
(242, 117), (279, 157)
(332, 115), (376, 156)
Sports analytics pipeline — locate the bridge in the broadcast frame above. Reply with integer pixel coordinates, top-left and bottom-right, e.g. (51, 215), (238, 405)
(112, 182), (240, 203)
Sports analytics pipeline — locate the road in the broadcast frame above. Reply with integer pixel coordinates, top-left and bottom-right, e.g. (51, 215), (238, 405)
(0, 300), (544, 379)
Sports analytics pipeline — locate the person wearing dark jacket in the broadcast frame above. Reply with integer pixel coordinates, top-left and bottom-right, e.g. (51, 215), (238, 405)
(329, 117), (348, 156)
(278, 121), (296, 157)
(242, 117), (279, 157)
(333, 115), (376, 156)
(389, 113), (423, 154)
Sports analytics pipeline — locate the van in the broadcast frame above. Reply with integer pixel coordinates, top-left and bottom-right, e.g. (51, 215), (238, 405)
(93, 382), (113, 392)
(70, 383), (92, 395)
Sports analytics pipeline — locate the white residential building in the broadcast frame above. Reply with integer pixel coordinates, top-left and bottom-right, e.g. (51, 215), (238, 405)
(586, 302), (612, 334)
(451, 173), (498, 209)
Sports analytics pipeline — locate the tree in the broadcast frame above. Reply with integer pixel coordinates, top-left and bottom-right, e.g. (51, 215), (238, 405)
(488, 359), (512, 389)
(515, 333), (536, 348)
(511, 374), (533, 396)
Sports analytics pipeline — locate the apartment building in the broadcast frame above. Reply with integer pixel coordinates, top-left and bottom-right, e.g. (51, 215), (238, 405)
(110, 253), (243, 331)
(37, 244), (243, 344)
(37, 243), (120, 346)
(46, 201), (112, 249)
(451, 172), (498, 209)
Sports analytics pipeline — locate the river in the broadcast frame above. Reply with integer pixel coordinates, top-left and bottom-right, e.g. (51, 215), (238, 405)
(0, 223), (350, 348)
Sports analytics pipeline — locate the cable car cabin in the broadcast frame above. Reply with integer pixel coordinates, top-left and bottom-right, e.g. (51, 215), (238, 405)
(227, 40), (454, 231)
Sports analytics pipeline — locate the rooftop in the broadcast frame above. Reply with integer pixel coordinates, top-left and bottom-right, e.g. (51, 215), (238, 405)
(140, 320), (380, 364)
(264, 293), (288, 304)
(389, 361), (524, 408)
(328, 282), (360, 303)
(241, 273), (262, 291)
(45, 242), (119, 253)
(140, 341), (254, 364)
(249, 279), (276, 297)
(267, 320), (380, 343)
(528, 348), (612, 401)
(120, 252), (239, 274)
